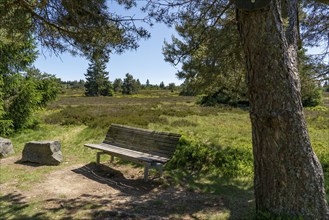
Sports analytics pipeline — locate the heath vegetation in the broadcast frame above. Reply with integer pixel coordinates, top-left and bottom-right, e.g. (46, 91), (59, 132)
(1, 89), (328, 219)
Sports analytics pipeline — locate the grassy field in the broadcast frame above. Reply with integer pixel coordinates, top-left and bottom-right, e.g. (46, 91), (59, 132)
(1, 90), (328, 219)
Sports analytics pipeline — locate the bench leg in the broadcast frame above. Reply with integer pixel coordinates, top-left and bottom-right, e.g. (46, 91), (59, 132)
(96, 152), (101, 164)
(152, 163), (163, 178)
(158, 165), (163, 177)
(110, 155), (114, 163)
(96, 152), (107, 164)
(144, 163), (151, 182)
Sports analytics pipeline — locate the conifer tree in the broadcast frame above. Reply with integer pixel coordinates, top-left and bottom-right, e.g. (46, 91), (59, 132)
(122, 73), (139, 95)
(146, 79), (150, 87)
(84, 54), (113, 96)
(159, 81), (165, 89)
(113, 78), (123, 93)
(0, 33), (59, 134)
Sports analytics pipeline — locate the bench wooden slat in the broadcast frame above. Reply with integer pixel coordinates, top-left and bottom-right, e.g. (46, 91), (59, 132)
(106, 133), (180, 149)
(105, 125), (180, 157)
(108, 138), (180, 148)
(84, 143), (169, 163)
(102, 140), (175, 157)
(109, 124), (181, 137)
(84, 124), (181, 181)
(103, 138), (178, 152)
(105, 133), (180, 145)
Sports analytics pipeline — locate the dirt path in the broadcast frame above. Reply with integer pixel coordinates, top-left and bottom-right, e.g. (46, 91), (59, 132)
(25, 164), (119, 199)
(1, 158), (229, 219)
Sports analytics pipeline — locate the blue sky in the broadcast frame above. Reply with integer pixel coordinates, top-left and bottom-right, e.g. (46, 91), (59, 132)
(34, 2), (183, 86)
(33, 1), (327, 86)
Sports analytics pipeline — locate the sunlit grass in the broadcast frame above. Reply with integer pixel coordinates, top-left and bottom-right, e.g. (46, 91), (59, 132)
(1, 90), (328, 219)
(149, 112), (252, 148)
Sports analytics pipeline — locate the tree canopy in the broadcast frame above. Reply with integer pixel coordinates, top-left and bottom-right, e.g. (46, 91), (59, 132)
(0, 0), (150, 58)
(163, 3), (324, 106)
(141, 0), (329, 217)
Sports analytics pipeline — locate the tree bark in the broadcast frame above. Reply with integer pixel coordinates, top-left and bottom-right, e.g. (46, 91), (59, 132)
(236, 0), (329, 218)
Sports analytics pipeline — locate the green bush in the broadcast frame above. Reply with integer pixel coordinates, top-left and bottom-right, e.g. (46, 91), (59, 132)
(198, 89), (249, 107)
(6, 80), (41, 130)
(302, 86), (322, 107)
(167, 137), (253, 178)
(0, 120), (14, 136)
(2, 70), (60, 131)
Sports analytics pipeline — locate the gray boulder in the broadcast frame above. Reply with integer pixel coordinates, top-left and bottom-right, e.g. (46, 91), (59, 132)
(0, 137), (15, 158)
(22, 141), (62, 165)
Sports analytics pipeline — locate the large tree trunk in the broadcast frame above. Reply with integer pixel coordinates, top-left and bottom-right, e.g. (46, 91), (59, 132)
(236, 0), (329, 218)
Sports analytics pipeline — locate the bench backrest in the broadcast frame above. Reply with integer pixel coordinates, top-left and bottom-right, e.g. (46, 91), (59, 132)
(103, 124), (181, 159)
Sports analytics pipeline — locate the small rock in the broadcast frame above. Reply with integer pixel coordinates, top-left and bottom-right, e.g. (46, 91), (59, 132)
(22, 141), (62, 165)
(0, 137), (15, 158)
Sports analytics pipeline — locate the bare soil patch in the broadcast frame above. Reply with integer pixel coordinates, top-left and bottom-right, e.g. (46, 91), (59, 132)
(1, 159), (228, 219)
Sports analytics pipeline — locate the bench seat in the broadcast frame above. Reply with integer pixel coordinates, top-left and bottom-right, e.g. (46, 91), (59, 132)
(84, 143), (169, 164)
(84, 124), (181, 181)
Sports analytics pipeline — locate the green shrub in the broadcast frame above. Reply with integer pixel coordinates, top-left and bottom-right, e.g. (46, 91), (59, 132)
(302, 86), (322, 107)
(1, 69), (60, 133)
(6, 80), (41, 130)
(198, 89), (249, 107)
(0, 120), (14, 136)
(167, 137), (253, 178)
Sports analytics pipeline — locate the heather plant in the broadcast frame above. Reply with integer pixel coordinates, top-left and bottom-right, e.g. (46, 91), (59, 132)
(1, 89), (328, 219)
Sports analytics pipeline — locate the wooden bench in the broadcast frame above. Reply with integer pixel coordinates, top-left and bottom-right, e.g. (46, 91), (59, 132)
(84, 124), (181, 181)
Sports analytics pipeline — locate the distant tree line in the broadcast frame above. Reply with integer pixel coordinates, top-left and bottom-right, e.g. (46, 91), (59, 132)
(61, 80), (85, 90)
(82, 57), (178, 97)
(62, 76), (178, 96)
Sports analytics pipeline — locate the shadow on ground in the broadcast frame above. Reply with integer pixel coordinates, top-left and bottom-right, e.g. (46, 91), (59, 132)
(72, 163), (254, 219)
(0, 163), (255, 219)
(72, 162), (160, 196)
(0, 193), (47, 220)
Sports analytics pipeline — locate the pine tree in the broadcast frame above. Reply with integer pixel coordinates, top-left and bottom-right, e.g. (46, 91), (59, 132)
(159, 81), (165, 89)
(146, 79), (150, 87)
(145, 0), (329, 217)
(113, 78), (123, 93)
(84, 55), (113, 96)
(122, 73), (139, 95)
